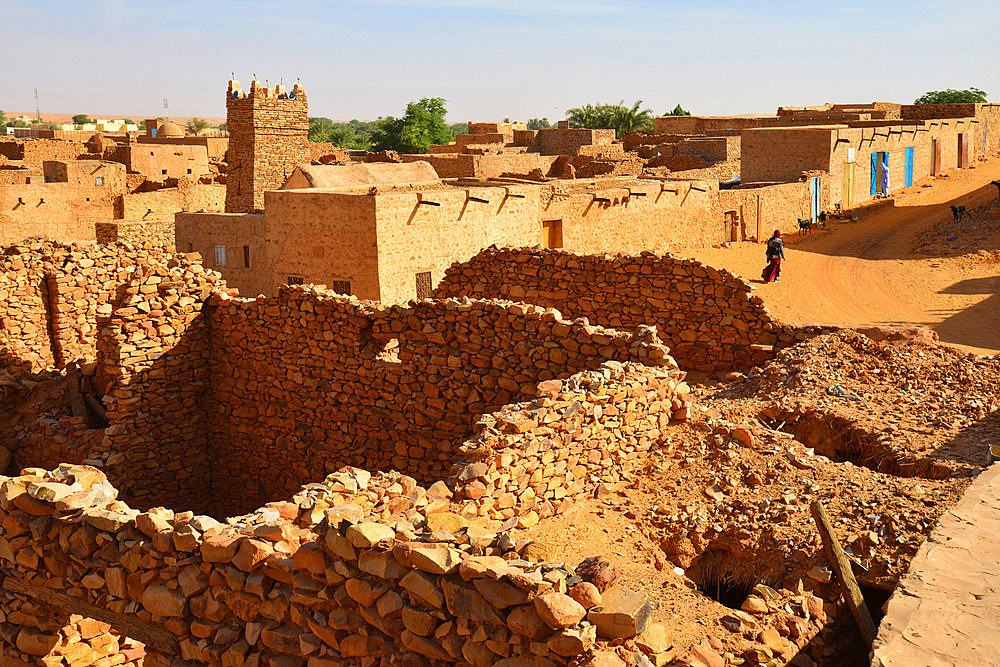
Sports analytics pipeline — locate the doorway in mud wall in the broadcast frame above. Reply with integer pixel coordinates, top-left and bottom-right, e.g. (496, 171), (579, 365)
(842, 162), (855, 209)
(958, 133), (969, 168)
(542, 219), (563, 248)
(724, 210), (739, 242)
(870, 152), (888, 197)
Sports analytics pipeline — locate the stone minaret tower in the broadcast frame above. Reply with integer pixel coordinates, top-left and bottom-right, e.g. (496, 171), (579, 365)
(225, 77), (310, 213)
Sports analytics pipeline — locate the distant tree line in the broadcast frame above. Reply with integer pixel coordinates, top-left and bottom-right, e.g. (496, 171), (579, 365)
(308, 98), (467, 152)
(914, 87), (988, 104)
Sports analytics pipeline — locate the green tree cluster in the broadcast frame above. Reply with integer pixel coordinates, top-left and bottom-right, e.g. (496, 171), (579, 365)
(186, 117), (209, 135)
(565, 100), (654, 138)
(72, 114), (92, 125)
(309, 117), (374, 150)
(527, 118), (553, 130)
(0, 110), (6, 135)
(665, 104), (691, 116)
(370, 97), (454, 153)
(914, 88), (987, 104)
(309, 98), (459, 154)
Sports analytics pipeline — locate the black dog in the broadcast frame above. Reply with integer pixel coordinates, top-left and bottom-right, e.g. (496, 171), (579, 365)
(797, 218), (813, 235)
(951, 205), (973, 223)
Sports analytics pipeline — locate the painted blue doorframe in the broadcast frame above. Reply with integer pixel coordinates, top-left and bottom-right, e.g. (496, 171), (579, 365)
(905, 147), (914, 188)
(809, 176), (820, 222)
(871, 151), (888, 195)
(870, 153), (878, 196)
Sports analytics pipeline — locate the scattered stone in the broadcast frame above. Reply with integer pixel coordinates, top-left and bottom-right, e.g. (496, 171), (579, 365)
(587, 585), (652, 639)
(534, 592), (587, 630)
(569, 581), (602, 609)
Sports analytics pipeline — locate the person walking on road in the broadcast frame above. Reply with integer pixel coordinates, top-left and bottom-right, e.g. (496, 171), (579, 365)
(762, 229), (784, 283)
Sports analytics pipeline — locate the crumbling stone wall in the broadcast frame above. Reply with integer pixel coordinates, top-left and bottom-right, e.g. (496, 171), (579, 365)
(119, 184), (225, 220)
(207, 287), (677, 515)
(0, 241), (229, 513)
(0, 360), (681, 666)
(435, 247), (796, 372)
(96, 219), (176, 249)
(0, 139), (87, 173)
(94, 257), (224, 513)
(0, 242), (187, 370)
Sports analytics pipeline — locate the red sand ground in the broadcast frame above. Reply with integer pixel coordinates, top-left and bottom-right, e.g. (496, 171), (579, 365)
(510, 161), (1000, 666)
(685, 155), (1000, 355)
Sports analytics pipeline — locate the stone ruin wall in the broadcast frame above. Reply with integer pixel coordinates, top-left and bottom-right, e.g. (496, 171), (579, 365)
(0, 241), (228, 515)
(0, 353), (681, 665)
(96, 220), (177, 249)
(435, 247), (813, 372)
(0, 239), (689, 664)
(1, 239), (689, 515)
(0, 139), (88, 173)
(207, 288), (679, 517)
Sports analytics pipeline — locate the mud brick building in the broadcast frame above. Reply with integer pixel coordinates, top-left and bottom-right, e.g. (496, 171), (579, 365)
(224, 78), (310, 213)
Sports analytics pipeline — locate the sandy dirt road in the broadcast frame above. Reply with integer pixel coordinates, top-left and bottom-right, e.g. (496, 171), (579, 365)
(684, 157), (1000, 355)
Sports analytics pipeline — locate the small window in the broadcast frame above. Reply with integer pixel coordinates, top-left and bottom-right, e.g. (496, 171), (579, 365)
(95, 176), (104, 186)
(161, 169), (167, 175)
(214, 245), (226, 267)
(150, 151), (155, 155)
(186, 169), (192, 175)
(287, 275), (304, 285)
(415, 271), (433, 299)
(188, 243), (194, 252)
(332, 280), (351, 295)
(243, 245), (250, 268)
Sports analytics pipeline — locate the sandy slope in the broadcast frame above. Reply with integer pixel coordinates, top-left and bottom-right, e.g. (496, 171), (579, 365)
(684, 156), (1000, 355)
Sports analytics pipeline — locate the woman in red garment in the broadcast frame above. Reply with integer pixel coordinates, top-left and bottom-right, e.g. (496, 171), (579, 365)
(761, 229), (784, 283)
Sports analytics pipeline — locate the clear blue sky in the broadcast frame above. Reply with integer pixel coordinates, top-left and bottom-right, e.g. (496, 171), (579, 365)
(1, 0), (997, 122)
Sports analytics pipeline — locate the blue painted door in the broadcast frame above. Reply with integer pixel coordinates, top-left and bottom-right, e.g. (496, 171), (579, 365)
(870, 152), (878, 196)
(810, 177), (820, 222)
(871, 151), (888, 195)
(905, 147), (914, 187)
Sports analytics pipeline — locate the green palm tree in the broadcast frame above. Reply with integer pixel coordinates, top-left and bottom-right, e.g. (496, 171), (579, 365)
(609, 99), (654, 137)
(566, 104), (599, 129)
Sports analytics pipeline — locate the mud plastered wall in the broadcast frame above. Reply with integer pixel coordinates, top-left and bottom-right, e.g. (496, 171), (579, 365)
(434, 246), (808, 372)
(207, 287), (678, 516)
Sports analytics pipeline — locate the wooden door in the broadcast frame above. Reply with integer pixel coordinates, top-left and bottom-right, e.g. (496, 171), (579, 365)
(842, 163), (854, 209)
(904, 147), (914, 187)
(724, 211), (739, 241)
(931, 139), (941, 176)
(958, 133), (969, 168)
(542, 220), (563, 248)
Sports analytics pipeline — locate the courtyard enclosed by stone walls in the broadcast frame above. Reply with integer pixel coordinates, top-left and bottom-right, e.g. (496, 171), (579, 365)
(0, 239), (990, 667)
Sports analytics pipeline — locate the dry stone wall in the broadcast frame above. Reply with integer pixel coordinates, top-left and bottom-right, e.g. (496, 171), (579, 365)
(96, 219), (177, 249)
(0, 240), (229, 513)
(0, 359), (682, 666)
(207, 287), (679, 516)
(435, 246), (808, 372)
